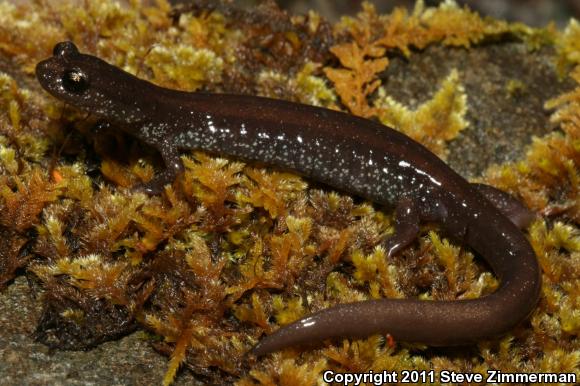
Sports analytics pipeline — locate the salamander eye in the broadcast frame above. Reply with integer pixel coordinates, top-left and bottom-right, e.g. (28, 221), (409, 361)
(62, 68), (89, 93)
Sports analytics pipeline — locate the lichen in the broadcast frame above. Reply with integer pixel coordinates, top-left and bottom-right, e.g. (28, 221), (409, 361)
(0, 0), (578, 385)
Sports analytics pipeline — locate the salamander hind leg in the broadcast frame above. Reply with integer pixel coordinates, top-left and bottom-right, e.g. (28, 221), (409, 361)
(471, 183), (536, 229)
(384, 197), (421, 257)
(136, 140), (184, 195)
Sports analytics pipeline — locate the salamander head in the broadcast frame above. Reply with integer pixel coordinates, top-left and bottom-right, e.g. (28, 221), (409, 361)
(36, 41), (148, 124)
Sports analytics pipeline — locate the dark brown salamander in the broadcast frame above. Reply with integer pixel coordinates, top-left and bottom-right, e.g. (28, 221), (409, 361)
(36, 42), (541, 357)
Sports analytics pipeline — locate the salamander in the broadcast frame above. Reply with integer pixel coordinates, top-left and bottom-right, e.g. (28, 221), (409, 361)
(36, 41), (541, 357)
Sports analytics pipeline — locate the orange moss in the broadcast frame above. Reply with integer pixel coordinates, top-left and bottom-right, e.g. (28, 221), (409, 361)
(323, 1), (526, 119)
(0, 168), (58, 231)
(324, 40), (389, 117)
(239, 357), (327, 386)
(243, 168), (307, 219)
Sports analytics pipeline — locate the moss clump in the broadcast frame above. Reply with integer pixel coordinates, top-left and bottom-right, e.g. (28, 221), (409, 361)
(375, 69), (468, 158)
(0, 0), (578, 385)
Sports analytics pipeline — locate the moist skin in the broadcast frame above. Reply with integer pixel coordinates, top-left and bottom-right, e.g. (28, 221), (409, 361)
(36, 42), (542, 357)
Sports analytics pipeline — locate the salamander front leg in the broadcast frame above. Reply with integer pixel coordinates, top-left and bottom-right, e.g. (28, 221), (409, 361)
(384, 197), (420, 257)
(137, 140), (184, 195)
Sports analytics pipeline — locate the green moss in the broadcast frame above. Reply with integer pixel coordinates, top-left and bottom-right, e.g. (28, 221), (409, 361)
(375, 69), (468, 158)
(506, 79), (528, 97)
(145, 45), (224, 91)
(557, 19), (580, 75)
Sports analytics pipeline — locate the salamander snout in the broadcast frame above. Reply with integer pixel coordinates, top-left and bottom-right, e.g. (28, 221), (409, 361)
(36, 42), (93, 101)
(35, 58), (60, 94)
